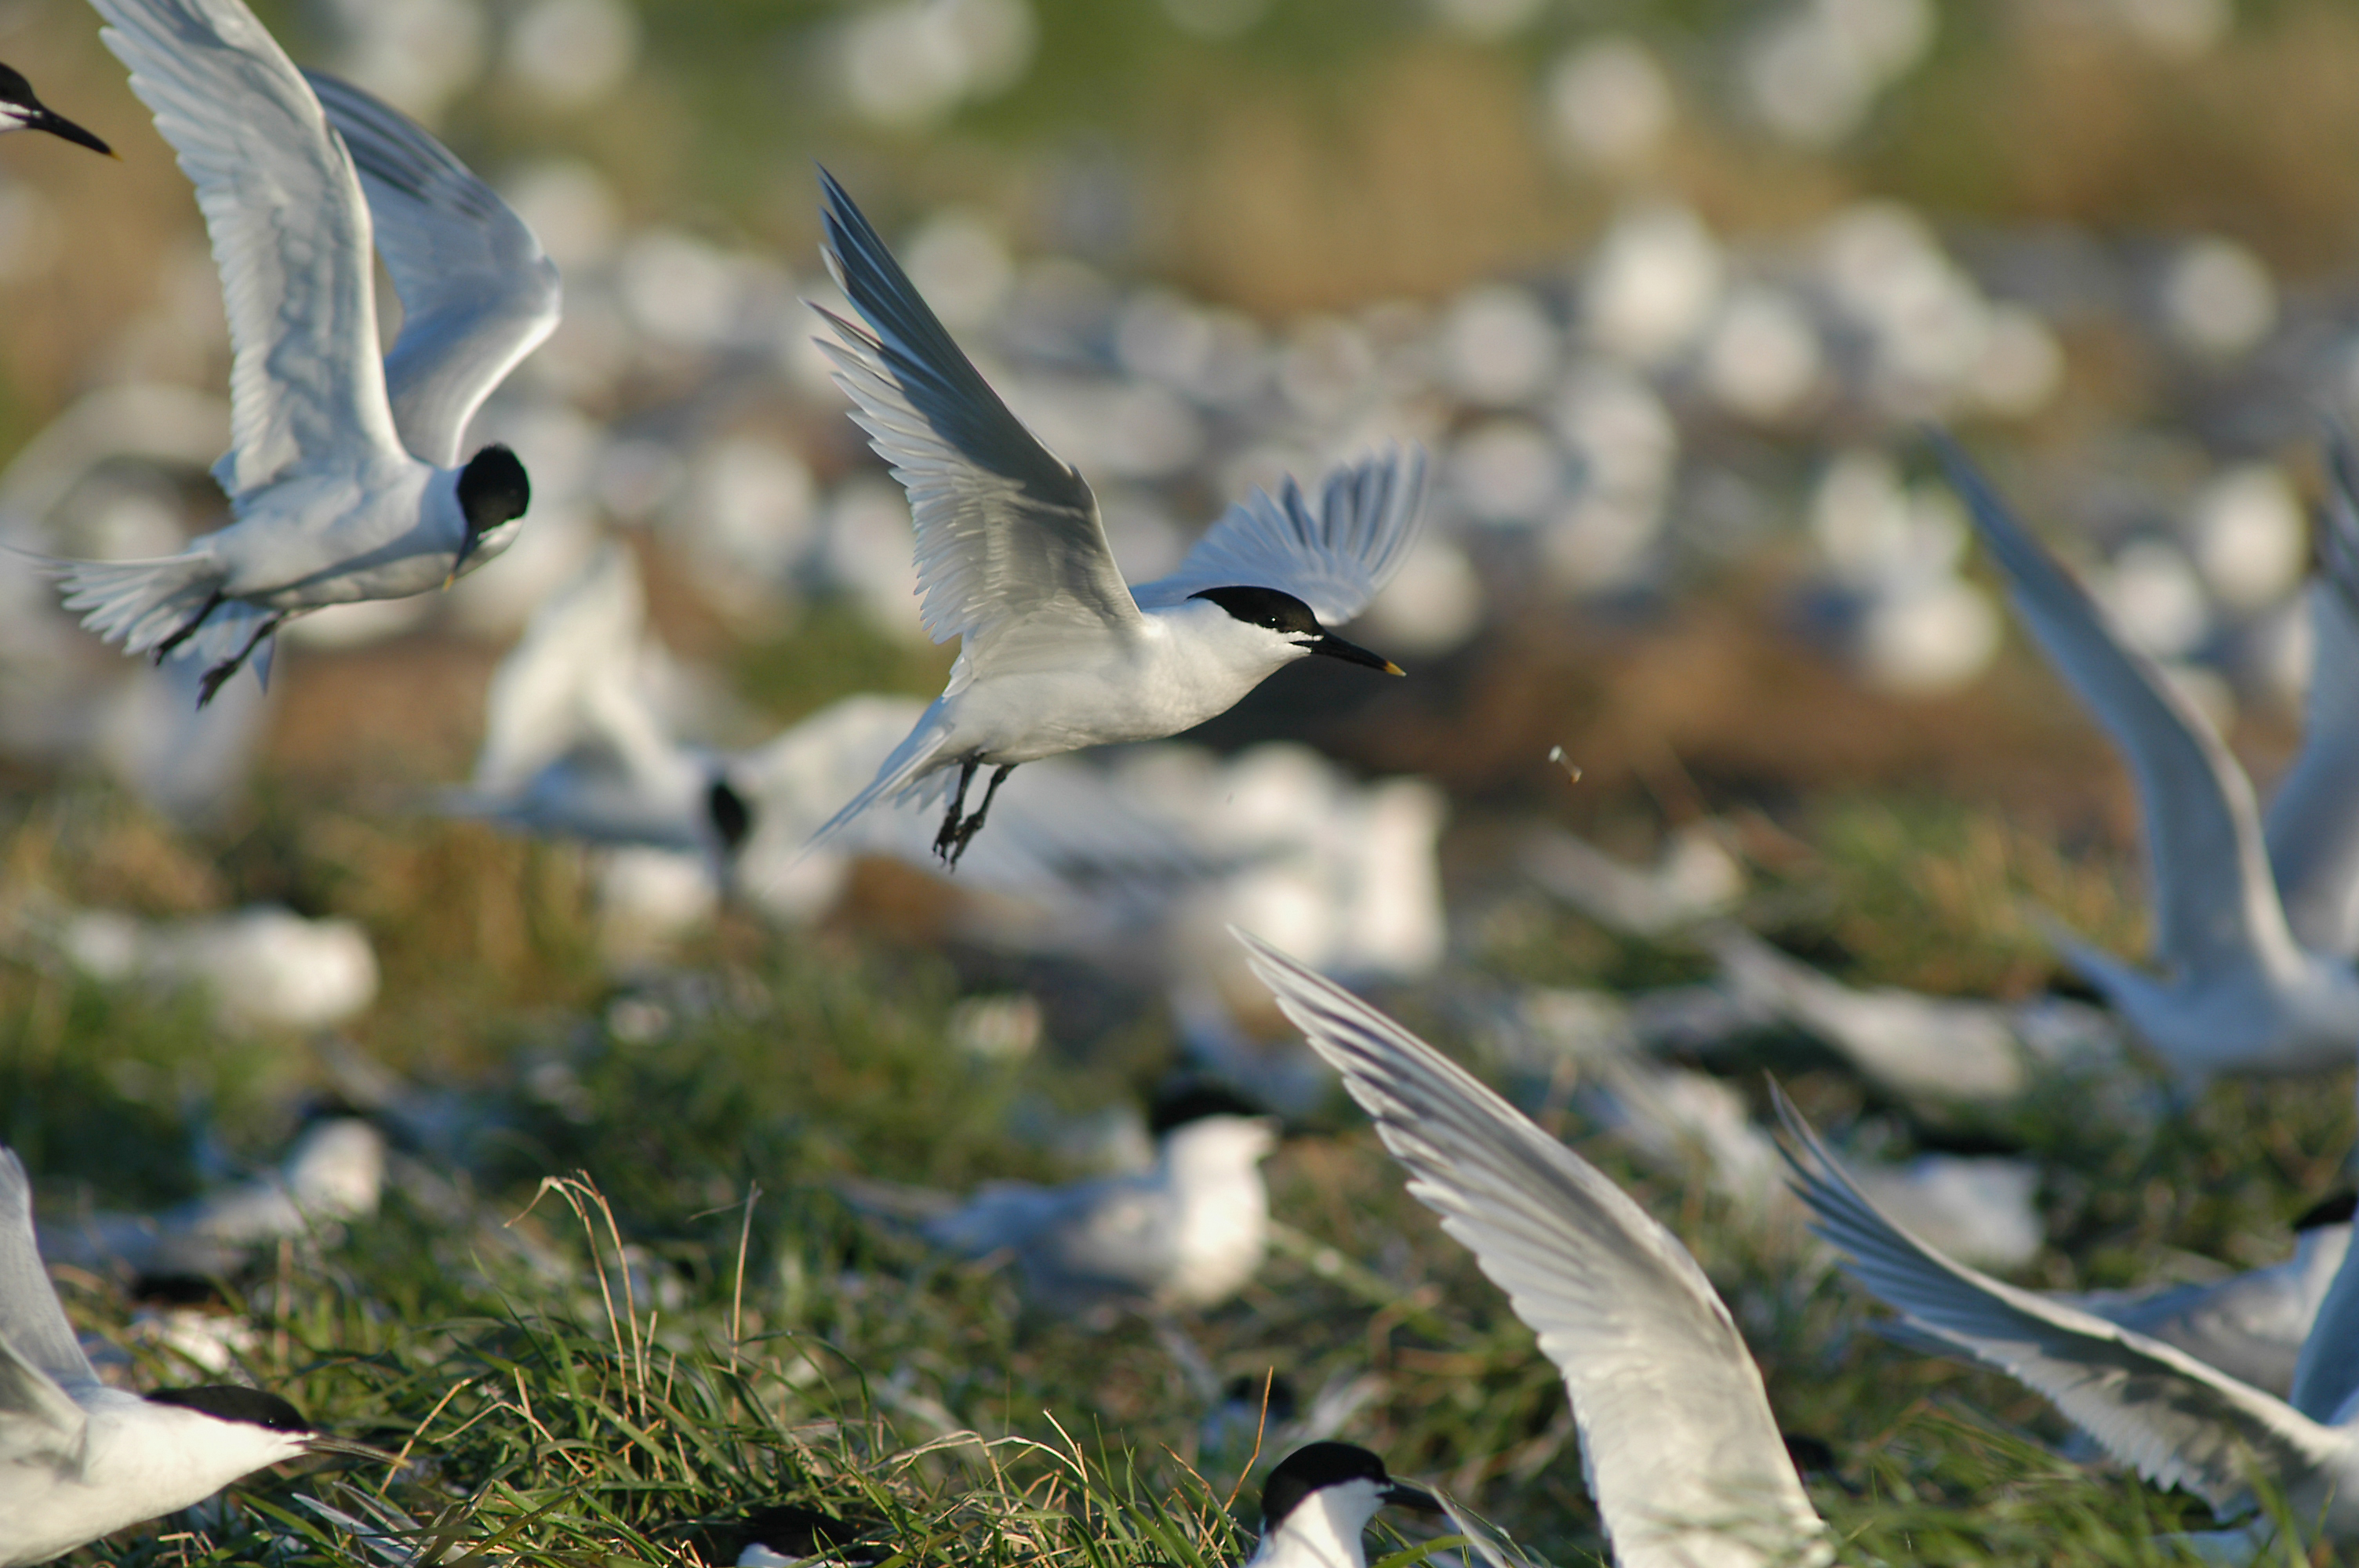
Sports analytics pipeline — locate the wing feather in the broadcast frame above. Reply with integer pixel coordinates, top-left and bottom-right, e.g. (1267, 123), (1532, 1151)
(93, 0), (405, 495)
(1935, 434), (2298, 981)
(304, 71), (560, 467)
(0, 1149), (93, 1395)
(815, 169), (1137, 651)
(1134, 446), (1429, 626)
(1777, 1088), (2341, 1513)
(1238, 930), (1826, 1568)
(2264, 433), (2359, 956)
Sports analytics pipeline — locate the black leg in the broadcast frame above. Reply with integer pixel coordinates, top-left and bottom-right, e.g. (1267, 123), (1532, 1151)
(196, 613), (285, 708)
(151, 588), (225, 662)
(943, 764), (1016, 869)
(933, 757), (980, 862)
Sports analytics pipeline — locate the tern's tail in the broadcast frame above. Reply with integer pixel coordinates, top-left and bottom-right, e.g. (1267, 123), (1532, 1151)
(45, 549), (224, 656)
(798, 705), (957, 858)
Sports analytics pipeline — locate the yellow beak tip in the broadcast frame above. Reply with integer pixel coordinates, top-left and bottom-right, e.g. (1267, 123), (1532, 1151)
(1383, 660), (1406, 677)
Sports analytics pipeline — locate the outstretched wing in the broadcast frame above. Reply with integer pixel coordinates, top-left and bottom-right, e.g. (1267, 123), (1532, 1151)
(1779, 1087), (2339, 1514)
(305, 71), (561, 468)
(815, 168), (1138, 658)
(0, 1148), (94, 1396)
(93, 0), (406, 496)
(0, 1147), (95, 1466)
(1935, 433), (2298, 982)
(2264, 431), (2359, 957)
(1240, 930), (1828, 1568)
(1134, 445), (1429, 626)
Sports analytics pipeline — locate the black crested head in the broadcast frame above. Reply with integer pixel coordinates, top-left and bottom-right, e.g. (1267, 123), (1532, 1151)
(1190, 585), (1321, 637)
(2295, 1188), (2358, 1232)
(146, 1385), (312, 1433)
(132, 1272), (227, 1307)
(458, 444), (531, 535)
(0, 65), (33, 109)
(707, 1502), (894, 1567)
(707, 776), (754, 855)
(1259, 1442), (1393, 1530)
(742, 1504), (851, 1556)
(1148, 1080), (1268, 1138)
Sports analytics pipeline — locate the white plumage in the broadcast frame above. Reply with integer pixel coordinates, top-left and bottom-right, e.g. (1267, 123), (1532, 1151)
(38, 0), (557, 705)
(805, 169), (1427, 866)
(0, 1145), (361, 1565)
(1939, 434), (2359, 1083)
(1783, 1087), (2359, 1544)
(1240, 929), (1830, 1568)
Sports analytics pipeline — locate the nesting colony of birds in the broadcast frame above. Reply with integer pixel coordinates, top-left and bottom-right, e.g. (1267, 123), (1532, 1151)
(8, 0), (2359, 1564)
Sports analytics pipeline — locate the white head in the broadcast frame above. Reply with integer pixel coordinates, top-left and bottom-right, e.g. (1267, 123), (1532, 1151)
(1246, 1442), (1440, 1568)
(1184, 587), (1404, 681)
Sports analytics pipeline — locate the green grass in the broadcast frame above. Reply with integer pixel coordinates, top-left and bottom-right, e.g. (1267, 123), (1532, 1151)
(9, 777), (2357, 1566)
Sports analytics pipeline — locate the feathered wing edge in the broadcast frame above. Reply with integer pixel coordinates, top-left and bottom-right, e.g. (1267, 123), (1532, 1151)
(1772, 1084), (2342, 1516)
(795, 700), (958, 858)
(1135, 445), (1430, 625)
(1234, 927), (1829, 1568)
(1929, 429), (2295, 986)
(0, 1146), (95, 1457)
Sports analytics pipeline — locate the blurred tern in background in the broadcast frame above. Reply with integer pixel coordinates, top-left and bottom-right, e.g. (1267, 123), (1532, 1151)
(1241, 930), (1833, 1568)
(0, 65), (112, 156)
(807, 169), (1426, 866)
(1784, 1090), (2359, 1552)
(1523, 820), (1744, 938)
(1701, 924), (2121, 1109)
(1939, 434), (2359, 1083)
(1579, 1049), (2047, 1272)
(1245, 1443), (1441, 1568)
(35, 0), (556, 705)
(703, 1503), (892, 1568)
(443, 540), (710, 854)
(0, 1146), (378, 1565)
(38, 1117), (385, 1283)
(838, 1085), (1277, 1316)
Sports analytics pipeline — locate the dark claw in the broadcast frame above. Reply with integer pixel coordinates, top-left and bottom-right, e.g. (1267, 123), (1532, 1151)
(937, 764), (1013, 870)
(196, 659), (236, 707)
(152, 588), (226, 662)
(189, 611), (283, 710)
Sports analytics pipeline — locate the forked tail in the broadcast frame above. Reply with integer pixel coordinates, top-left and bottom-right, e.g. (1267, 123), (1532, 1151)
(46, 550), (224, 657)
(798, 704), (957, 858)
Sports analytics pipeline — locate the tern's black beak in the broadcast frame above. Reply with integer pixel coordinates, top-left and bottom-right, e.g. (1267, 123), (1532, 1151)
(1307, 631), (1405, 677)
(1382, 1482), (1443, 1513)
(31, 107), (114, 158)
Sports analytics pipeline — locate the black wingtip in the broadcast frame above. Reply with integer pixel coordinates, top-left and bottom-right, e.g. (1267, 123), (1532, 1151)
(816, 163), (873, 261)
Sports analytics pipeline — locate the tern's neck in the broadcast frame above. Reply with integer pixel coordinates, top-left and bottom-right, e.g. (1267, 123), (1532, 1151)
(1158, 1116), (1274, 1196)
(1245, 1486), (1383, 1568)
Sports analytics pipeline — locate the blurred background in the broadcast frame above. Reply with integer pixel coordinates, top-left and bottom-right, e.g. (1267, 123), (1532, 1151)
(10, 0), (2359, 1555)
(1, 0), (2352, 1208)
